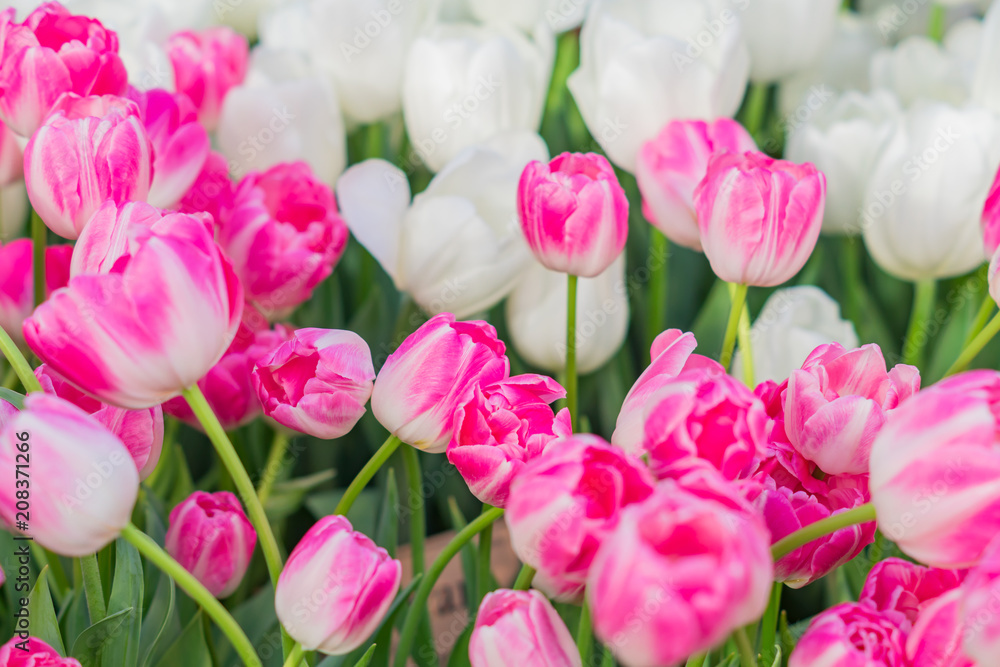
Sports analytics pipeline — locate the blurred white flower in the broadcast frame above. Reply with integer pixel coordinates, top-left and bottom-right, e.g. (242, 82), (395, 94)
(467, 0), (591, 33)
(972, 0), (1000, 114)
(736, 0), (841, 83)
(869, 32), (977, 108)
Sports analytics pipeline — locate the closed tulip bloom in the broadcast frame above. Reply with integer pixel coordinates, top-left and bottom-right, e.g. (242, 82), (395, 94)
(635, 119), (757, 250)
(906, 590), (975, 667)
(25, 211), (243, 409)
(0, 240), (72, 348)
(372, 314), (509, 452)
(24, 93), (153, 240)
(448, 374), (571, 508)
(518, 152), (629, 277)
(961, 536), (1000, 662)
(166, 27), (248, 130)
(253, 328), (374, 439)
(0, 637), (82, 667)
(695, 150), (826, 286)
(219, 161), (348, 319)
(740, 0), (841, 82)
(869, 35), (973, 110)
(588, 470), (773, 667)
(505, 435), (655, 601)
(784, 343), (920, 476)
(870, 370), (1000, 568)
(36, 364), (163, 479)
(861, 558), (965, 624)
(0, 394), (138, 556)
(0, 3), (128, 137)
(790, 602), (910, 667)
(165, 491), (257, 598)
(470, 590), (581, 667)
(468, 0), (590, 32)
(275, 515), (401, 654)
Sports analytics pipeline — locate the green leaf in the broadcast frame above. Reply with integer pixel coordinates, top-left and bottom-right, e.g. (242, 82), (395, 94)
(370, 574), (424, 666)
(768, 646), (782, 667)
(213, 585), (281, 667)
(139, 568), (176, 667)
(375, 468), (399, 558)
(152, 611), (212, 667)
(446, 623), (473, 667)
(265, 468), (337, 522)
(352, 644), (378, 667)
(0, 387), (25, 409)
(28, 566), (65, 654)
(60, 590), (92, 653)
(102, 538), (143, 667)
(70, 608), (133, 667)
(306, 488), (379, 537)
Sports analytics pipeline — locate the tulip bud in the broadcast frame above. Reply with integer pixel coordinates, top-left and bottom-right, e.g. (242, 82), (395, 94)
(695, 150), (825, 286)
(0, 4), (128, 137)
(166, 27), (248, 130)
(253, 328), (374, 439)
(0, 637), (82, 666)
(505, 434), (655, 601)
(790, 602), (910, 667)
(164, 491), (257, 598)
(588, 470), (773, 667)
(371, 314), (509, 453)
(0, 240), (72, 348)
(740, 0), (841, 83)
(518, 152), (629, 278)
(0, 394), (139, 557)
(905, 589), (974, 667)
(636, 119), (757, 250)
(24, 94), (153, 240)
(470, 590), (582, 667)
(275, 515), (401, 655)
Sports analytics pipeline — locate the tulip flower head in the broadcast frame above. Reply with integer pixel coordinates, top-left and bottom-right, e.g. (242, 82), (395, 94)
(470, 590), (581, 667)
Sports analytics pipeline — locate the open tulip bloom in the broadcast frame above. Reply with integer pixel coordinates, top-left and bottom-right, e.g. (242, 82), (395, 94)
(6, 2), (1000, 666)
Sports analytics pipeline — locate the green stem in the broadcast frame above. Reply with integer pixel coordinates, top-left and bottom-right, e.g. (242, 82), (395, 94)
(281, 643), (304, 667)
(257, 430), (291, 504)
(393, 507), (505, 667)
(513, 564), (536, 590)
(31, 210), (45, 309)
(771, 503), (876, 561)
(945, 311), (1000, 376)
(477, 506), (494, 607)
(902, 279), (937, 366)
(80, 553), (106, 623)
(720, 283), (748, 369)
(0, 324), (41, 393)
(576, 603), (593, 666)
(928, 3), (946, 41)
(402, 447), (425, 573)
(734, 626), (757, 667)
(31, 544), (70, 601)
(759, 582), (782, 658)
(743, 83), (769, 141)
(964, 295), (996, 347)
(121, 523), (262, 667)
(646, 230), (669, 356)
(737, 297), (754, 388)
(335, 435), (403, 516)
(366, 122), (384, 159)
(685, 653), (708, 667)
(566, 274), (578, 430)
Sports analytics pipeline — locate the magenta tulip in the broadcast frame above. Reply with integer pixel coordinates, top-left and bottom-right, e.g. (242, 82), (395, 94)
(178, 151), (235, 225)
(470, 590), (581, 667)
(860, 558), (965, 624)
(0, 637), (82, 666)
(790, 602), (910, 667)
(518, 152), (629, 278)
(166, 27), (248, 131)
(0, 240), (72, 347)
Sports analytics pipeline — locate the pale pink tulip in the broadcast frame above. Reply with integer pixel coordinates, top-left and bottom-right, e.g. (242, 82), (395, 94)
(0, 637), (82, 666)
(636, 119), (757, 251)
(448, 374), (572, 508)
(165, 491), (257, 598)
(166, 27), (248, 131)
(518, 152), (629, 278)
(695, 151), (825, 286)
(588, 469), (773, 667)
(505, 434), (655, 602)
(790, 602), (910, 667)
(0, 393), (138, 556)
(784, 342), (920, 475)
(470, 590), (581, 667)
(962, 535), (1000, 663)
(0, 3), (127, 137)
(371, 314), (509, 453)
(70, 200), (162, 277)
(0, 240), (72, 347)
(24, 94), (152, 240)
(906, 590), (975, 667)
(275, 515), (401, 655)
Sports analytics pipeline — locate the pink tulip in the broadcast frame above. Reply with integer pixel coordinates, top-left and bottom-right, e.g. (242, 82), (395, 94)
(785, 343), (919, 476)
(219, 161), (349, 318)
(371, 314), (509, 453)
(983, 164), (1000, 256)
(0, 240), (72, 347)
(990, 246), (1000, 309)
(166, 27), (248, 131)
(127, 88), (211, 208)
(518, 152), (629, 278)
(448, 374), (572, 508)
(695, 151), (825, 286)
(0, 3), (127, 137)
(470, 590), (581, 667)
(908, 590), (975, 667)
(24, 93), (153, 240)
(164, 491), (257, 598)
(636, 119), (758, 251)
(869, 370), (1000, 568)
(0, 393), (138, 556)
(69, 200), (162, 277)
(790, 602), (910, 667)
(0, 637), (82, 666)
(275, 515), (401, 655)
(860, 558), (965, 624)
(24, 210), (243, 409)
(505, 434), (655, 602)
(178, 151), (234, 224)
(587, 469), (773, 667)
(35, 364), (163, 479)
(0, 123), (22, 187)
(252, 328), (375, 439)
(962, 535), (1000, 663)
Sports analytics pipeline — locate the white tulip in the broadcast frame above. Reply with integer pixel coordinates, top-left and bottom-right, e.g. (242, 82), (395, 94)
(861, 102), (1000, 281)
(336, 132), (548, 318)
(401, 22), (554, 172)
(467, 0), (591, 33)
(972, 0), (1000, 114)
(785, 90), (901, 234)
(735, 0), (841, 83)
(567, 0), (749, 172)
(870, 35), (975, 108)
(0, 181), (29, 241)
(506, 253), (628, 374)
(733, 286), (859, 384)
(216, 48), (347, 186)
